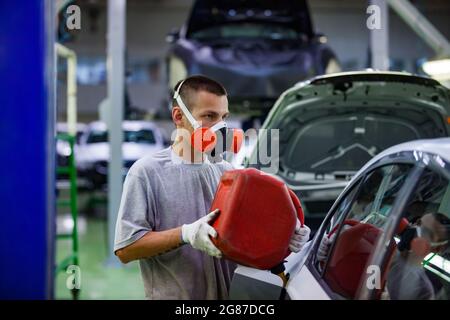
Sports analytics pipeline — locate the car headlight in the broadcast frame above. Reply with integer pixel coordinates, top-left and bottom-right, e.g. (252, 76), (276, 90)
(61, 145), (72, 157)
(56, 141), (72, 157)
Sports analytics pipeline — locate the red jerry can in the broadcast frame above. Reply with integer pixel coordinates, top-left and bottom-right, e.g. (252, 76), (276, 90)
(210, 168), (305, 270)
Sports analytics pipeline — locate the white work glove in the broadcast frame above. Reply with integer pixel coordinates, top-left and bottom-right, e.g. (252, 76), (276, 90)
(181, 209), (222, 258)
(289, 219), (311, 253)
(317, 233), (337, 262)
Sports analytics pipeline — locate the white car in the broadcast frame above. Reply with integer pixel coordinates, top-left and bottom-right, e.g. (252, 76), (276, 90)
(76, 121), (165, 189)
(230, 138), (450, 300)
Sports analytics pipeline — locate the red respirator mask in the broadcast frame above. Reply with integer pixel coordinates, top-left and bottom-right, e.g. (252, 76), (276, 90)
(173, 80), (243, 155)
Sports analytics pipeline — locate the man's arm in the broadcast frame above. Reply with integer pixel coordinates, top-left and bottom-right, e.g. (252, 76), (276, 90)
(115, 227), (183, 264)
(116, 209), (223, 263)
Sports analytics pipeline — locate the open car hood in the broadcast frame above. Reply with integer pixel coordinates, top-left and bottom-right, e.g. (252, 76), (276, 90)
(250, 72), (450, 185)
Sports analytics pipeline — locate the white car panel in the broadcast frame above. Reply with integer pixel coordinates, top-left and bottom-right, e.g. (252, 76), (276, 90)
(287, 267), (330, 300)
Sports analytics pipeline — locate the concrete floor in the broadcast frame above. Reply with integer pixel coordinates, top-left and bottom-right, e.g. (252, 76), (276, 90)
(55, 192), (145, 300)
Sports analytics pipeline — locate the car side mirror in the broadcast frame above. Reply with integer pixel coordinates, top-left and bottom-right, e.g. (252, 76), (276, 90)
(166, 28), (180, 44)
(314, 32), (328, 44)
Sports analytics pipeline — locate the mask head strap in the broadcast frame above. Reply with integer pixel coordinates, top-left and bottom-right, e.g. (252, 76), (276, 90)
(210, 120), (227, 132)
(173, 79), (200, 130)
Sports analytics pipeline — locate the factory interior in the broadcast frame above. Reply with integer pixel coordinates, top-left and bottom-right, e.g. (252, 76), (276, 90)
(1, 0), (449, 302)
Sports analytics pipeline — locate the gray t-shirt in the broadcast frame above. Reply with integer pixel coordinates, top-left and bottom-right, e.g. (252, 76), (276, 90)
(386, 253), (435, 300)
(114, 147), (237, 299)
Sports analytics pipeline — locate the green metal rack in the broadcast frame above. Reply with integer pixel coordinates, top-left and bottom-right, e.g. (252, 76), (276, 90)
(55, 133), (80, 300)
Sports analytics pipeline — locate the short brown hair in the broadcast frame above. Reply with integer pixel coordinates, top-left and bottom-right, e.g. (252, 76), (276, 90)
(172, 75), (227, 111)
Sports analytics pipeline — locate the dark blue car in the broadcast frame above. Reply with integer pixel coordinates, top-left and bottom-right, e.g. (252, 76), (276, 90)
(166, 0), (340, 115)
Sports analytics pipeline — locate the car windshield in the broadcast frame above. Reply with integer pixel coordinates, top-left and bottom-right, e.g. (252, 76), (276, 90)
(186, 0), (313, 39)
(282, 112), (429, 178)
(86, 129), (156, 144)
(190, 22), (300, 40)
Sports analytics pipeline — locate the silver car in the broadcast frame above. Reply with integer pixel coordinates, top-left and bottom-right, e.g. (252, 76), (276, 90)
(231, 138), (450, 300)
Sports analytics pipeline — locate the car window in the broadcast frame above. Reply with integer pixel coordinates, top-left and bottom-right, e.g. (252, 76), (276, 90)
(314, 164), (414, 299)
(86, 130), (107, 143)
(190, 23), (299, 40)
(312, 178), (364, 275)
(383, 168), (450, 300)
(125, 129), (156, 144)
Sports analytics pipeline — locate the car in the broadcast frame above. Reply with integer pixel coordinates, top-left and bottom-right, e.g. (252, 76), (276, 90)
(243, 71), (450, 232)
(76, 121), (165, 190)
(166, 0), (340, 115)
(230, 138), (450, 300)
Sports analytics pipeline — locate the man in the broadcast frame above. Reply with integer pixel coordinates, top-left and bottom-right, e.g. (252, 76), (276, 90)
(114, 75), (311, 299)
(386, 212), (449, 300)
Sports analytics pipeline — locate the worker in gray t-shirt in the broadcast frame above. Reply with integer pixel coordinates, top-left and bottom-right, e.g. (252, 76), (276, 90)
(114, 75), (311, 299)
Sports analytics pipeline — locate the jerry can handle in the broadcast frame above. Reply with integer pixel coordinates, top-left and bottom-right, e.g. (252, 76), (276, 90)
(220, 170), (238, 186)
(288, 188), (304, 227)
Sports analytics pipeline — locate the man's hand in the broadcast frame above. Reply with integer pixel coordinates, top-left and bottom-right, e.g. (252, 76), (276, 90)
(181, 209), (222, 258)
(289, 219), (311, 253)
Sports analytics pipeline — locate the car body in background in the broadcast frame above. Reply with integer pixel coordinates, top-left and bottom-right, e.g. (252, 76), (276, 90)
(243, 71), (450, 232)
(230, 138), (450, 300)
(166, 0), (340, 115)
(76, 121), (165, 190)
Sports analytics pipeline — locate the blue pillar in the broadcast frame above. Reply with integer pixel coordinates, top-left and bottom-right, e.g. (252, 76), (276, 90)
(0, 0), (55, 299)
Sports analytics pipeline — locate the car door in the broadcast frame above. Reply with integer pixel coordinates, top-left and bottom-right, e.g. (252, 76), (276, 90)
(372, 163), (450, 300)
(288, 162), (416, 299)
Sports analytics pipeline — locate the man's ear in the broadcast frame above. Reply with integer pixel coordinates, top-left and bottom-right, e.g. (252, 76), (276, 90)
(172, 106), (183, 127)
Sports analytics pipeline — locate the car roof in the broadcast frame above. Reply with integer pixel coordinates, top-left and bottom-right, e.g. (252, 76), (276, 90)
(357, 138), (450, 174)
(87, 121), (159, 131)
